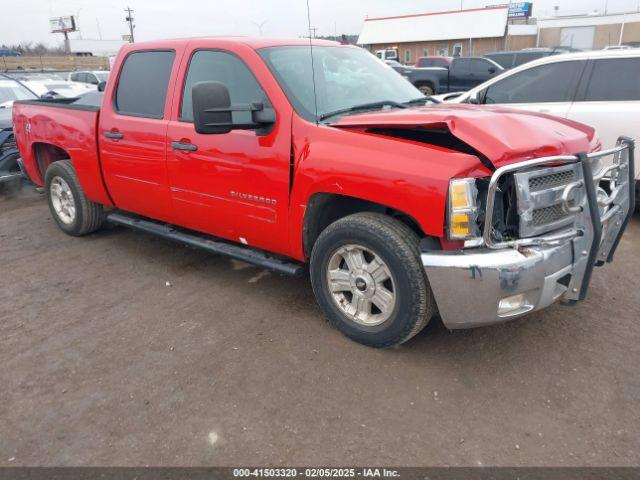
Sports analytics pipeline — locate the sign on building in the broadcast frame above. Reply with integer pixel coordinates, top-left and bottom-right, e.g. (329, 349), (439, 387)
(489, 2), (533, 18)
(50, 16), (76, 33)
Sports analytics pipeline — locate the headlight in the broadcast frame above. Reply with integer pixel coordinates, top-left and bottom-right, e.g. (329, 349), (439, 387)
(448, 178), (480, 240)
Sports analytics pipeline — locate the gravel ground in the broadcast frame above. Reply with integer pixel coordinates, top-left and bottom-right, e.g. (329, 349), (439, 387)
(1, 185), (639, 467)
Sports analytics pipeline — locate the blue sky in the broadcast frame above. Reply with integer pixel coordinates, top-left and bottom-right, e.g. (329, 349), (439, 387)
(3, 0), (640, 46)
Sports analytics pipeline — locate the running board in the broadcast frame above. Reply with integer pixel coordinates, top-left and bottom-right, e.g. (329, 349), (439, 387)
(106, 212), (305, 277)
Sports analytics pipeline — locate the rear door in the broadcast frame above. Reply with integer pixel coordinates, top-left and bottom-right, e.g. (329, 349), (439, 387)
(99, 49), (181, 222)
(567, 56), (640, 151)
(164, 44), (293, 255)
(479, 59), (586, 118)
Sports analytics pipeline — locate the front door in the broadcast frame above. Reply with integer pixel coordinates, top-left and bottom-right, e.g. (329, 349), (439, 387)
(479, 59), (587, 119)
(165, 47), (292, 255)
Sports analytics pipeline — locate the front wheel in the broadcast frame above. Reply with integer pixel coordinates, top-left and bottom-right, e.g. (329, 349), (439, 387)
(310, 213), (436, 348)
(45, 160), (104, 236)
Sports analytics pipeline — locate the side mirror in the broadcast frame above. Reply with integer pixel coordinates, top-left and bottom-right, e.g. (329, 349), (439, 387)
(488, 67), (496, 74)
(192, 81), (276, 135)
(97, 81), (107, 92)
(468, 91), (481, 104)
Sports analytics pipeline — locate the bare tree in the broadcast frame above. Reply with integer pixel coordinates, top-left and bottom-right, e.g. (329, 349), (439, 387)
(1, 42), (67, 56)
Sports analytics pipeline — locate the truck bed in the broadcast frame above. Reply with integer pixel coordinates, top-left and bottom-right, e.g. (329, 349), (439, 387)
(12, 96), (113, 206)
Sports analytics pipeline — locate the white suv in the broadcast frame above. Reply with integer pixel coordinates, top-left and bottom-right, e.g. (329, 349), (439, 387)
(445, 49), (640, 197)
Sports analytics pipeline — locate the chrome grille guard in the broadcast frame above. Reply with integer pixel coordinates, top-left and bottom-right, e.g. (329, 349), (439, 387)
(483, 137), (635, 302)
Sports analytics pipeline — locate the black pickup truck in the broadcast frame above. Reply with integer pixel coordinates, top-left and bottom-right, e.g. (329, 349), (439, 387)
(407, 57), (503, 95)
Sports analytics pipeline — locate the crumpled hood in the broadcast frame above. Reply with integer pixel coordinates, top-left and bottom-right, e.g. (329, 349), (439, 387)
(333, 103), (597, 169)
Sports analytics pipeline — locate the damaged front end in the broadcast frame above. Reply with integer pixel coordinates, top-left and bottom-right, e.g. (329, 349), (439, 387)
(422, 138), (635, 328)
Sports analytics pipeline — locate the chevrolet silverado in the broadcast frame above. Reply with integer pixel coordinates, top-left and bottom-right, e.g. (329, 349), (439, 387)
(12, 38), (635, 348)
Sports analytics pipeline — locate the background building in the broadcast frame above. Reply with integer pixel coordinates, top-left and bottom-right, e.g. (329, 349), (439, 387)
(537, 12), (640, 49)
(358, 5), (640, 64)
(358, 6), (537, 64)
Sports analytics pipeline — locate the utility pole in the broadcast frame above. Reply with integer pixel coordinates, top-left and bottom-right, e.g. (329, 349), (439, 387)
(252, 20), (267, 36)
(125, 7), (135, 43)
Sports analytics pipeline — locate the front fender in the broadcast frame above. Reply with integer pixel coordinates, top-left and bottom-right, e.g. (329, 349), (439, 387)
(287, 116), (489, 260)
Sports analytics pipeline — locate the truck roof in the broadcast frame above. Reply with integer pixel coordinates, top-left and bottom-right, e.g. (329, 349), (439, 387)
(121, 36), (342, 51)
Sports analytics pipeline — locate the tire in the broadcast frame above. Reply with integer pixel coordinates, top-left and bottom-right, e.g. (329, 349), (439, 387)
(417, 84), (435, 95)
(310, 212), (436, 348)
(45, 160), (104, 236)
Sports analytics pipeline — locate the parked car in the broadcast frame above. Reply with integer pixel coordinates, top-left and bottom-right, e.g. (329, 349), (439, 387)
(0, 74), (38, 187)
(13, 37), (634, 348)
(484, 47), (577, 70)
(68, 70), (110, 86)
(375, 49), (398, 61)
(444, 49), (640, 200)
(14, 74), (95, 99)
(415, 56), (453, 68)
(407, 56), (503, 95)
(0, 49), (21, 57)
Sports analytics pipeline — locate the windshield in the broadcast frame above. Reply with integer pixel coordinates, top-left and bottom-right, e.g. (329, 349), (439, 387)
(259, 46), (422, 122)
(0, 78), (37, 106)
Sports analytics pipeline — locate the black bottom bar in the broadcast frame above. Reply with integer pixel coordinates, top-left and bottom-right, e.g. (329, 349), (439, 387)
(106, 211), (305, 277)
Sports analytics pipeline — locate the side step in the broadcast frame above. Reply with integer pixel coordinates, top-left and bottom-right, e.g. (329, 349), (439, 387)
(106, 212), (305, 277)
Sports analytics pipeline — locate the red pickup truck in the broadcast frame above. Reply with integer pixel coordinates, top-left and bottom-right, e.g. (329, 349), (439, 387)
(13, 37), (635, 348)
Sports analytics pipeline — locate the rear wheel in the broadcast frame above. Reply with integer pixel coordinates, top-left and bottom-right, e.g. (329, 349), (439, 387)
(45, 160), (104, 236)
(310, 212), (435, 348)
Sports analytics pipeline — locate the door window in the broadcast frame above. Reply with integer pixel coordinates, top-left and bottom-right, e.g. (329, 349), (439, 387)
(468, 58), (494, 72)
(583, 58), (640, 101)
(482, 60), (583, 104)
(450, 58), (470, 74)
(404, 49), (411, 64)
(180, 50), (270, 125)
(114, 50), (175, 118)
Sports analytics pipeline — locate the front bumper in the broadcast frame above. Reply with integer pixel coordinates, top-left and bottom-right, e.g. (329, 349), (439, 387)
(422, 243), (575, 328)
(423, 137), (635, 329)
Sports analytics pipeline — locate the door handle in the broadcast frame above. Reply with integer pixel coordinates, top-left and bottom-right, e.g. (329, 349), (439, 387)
(171, 141), (198, 152)
(104, 131), (124, 139)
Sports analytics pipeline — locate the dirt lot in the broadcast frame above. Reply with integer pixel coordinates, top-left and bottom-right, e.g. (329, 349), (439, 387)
(1, 185), (639, 467)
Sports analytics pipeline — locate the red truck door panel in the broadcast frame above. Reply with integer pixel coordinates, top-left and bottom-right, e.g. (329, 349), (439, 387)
(165, 47), (292, 255)
(99, 49), (179, 222)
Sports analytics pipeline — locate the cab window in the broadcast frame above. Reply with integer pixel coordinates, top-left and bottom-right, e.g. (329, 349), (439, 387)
(180, 50), (270, 125)
(114, 50), (175, 118)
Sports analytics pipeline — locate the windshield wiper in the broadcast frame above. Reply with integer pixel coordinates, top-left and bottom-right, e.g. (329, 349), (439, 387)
(404, 95), (442, 106)
(318, 100), (407, 122)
